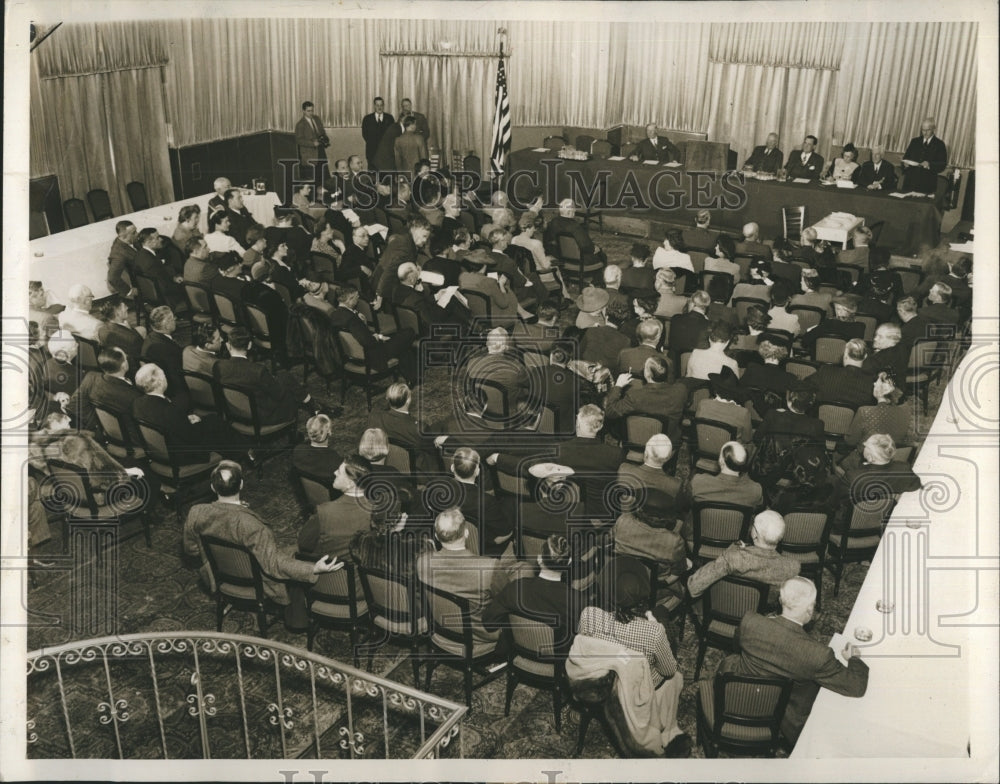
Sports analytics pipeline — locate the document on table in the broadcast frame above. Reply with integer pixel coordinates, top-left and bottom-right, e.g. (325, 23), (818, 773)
(532, 147), (551, 152)
(829, 632), (850, 666)
(889, 192), (909, 198)
(792, 178), (811, 184)
(642, 159), (659, 165)
(662, 161), (682, 167)
(608, 156), (625, 161)
(902, 159), (920, 167)
(836, 180), (857, 189)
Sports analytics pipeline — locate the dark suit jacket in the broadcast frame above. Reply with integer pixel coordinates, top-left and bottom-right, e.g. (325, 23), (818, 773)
(580, 326), (631, 371)
(183, 256), (221, 285)
(604, 380), (689, 446)
(107, 238), (138, 297)
(131, 393), (210, 463)
(799, 318), (866, 353)
(754, 409), (825, 447)
(617, 344), (664, 377)
(210, 275), (248, 313)
(458, 271), (519, 321)
(738, 362), (796, 416)
(362, 111), (396, 165)
(807, 364), (875, 408)
(372, 123), (403, 172)
(97, 322), (144, 368)
(135, 247), (176, 292)
(632, 136), (680, 163)
(543, 215), (597, 257)
(329, 305), (388, 367)
(417, 549), (503, 645)
(294, 113), (327, 157)
(225, 208), (255, 249)
(853, 159), (897, 191)
(744, 145), (783, 174)
(620, 266), (656, 293)
(213, 356), (300, 425)
(372, 232), (419, 299)
(668, 310), (710, 360)
(862, 343), (912, 380)
(394, 131), (428, 175)
(141, 331), (189, 411)
(902, 135), (948, 174)
(408, 111), (430, 139)
(785, 150), (825, 180)
(719, 612), (868, 744)
(243, 281), (290, 353)
(540, 364), (580, 434)
(67, 371), (141, 435)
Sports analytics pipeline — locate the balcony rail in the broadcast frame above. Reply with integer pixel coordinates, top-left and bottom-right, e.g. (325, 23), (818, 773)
(27, 631), (466, 759)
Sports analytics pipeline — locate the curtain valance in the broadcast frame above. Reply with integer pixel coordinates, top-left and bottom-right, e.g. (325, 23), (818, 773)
(36, 21), (167, 79)
(709, 22), (845, 70)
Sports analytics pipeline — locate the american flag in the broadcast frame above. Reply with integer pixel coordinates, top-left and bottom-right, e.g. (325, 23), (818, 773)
(490, 45), (511, 179)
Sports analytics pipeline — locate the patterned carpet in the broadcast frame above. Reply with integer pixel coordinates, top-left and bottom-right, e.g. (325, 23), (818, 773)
(25, 227), (945, 759)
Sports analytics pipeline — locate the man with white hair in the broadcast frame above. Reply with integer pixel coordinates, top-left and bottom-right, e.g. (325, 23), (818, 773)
(390, 260), (468, 332)
(919, 281), (961, 326)
(58, 284), (103, 339)
(853, 143), (897, 191)
(463, 326), (530, 418)
(862, 323), (910, 379)
(714, 576), (869, 747)
(687, 510), (800, 598)
(654, 268), (689, 319)
(832, 433), (922, 532)
(617, 433), (686, 501)
(43, 329), (80, 415)
(690, 441), (764, 510)
(901, 118), (947, 195)
(542, 198), (606, 264)
(629, 122), (681, 164)
(735, 222), (771, 259)
(602, 264), (629, 312)
(617, 317), (666, 377)
(208, 177), (233, 214)
(743, 132), (783, 175)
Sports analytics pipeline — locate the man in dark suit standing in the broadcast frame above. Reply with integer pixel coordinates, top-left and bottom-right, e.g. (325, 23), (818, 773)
(784, 135), (825, 180)
(901, 118), (948, 194)
(107, 220), (139, 298)
(628, 123), (681, 163)
(394, 116), (429, 177)
(294, 101), (328, 168)
(362, 96), (396, 172)
(372, 120), (404, 174)
(743, 133), (783, 174)
(715, 576), (869, 748)
(852, 143), (898, 191)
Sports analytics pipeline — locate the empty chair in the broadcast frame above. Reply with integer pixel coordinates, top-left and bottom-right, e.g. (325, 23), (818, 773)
(72, 333), (102, 374)
(623, 415), (664, 464)
(692, 418), (740, 474)
(783, 358), (818, 381)
(782, 206), (806, 242)
(200, 534), (281, 637)
(813, 336), (848, 364)
(591, 139), (613, 159)
(575, 134), (596, 152)
(134, 416), (222, 511)
(357, 562), (429, 685)
(126, 181), (150, 212)
(214, 371), (298, 473)
(333, 330), (399, 411)
(817, 400), (858, 451)
(93, 403), (146, 462)
(696, 673), (793, 757)
(826, 496), (894, 595)
(542, 135), (567, 151)
(298, 557), (369, 666)
(183, 282), (216, 326)
(777, 509), (832, 609)
(63, 198), (89, 229)
(504, 612), (568, 731)
(86, 188), (114, 222)
(182, 369), (219, 418)
(554, 233), (604, 285)
(786, 305), (825, 333)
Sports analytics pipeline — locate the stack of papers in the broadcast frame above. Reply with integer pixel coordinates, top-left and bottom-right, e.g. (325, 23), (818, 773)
(662, 161), (682, 168)
(792, 177), (811, 184)
(608, 155), (625, 161)
(532, 147), (551, 152)
(836, 180), (857, 189)
(642, 159), (659, 165)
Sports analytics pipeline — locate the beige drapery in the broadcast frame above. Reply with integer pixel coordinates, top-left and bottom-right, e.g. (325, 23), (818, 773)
(709, 22), (846, 70)
(834, 22), (977, 167)
(30, 21), (173, 212)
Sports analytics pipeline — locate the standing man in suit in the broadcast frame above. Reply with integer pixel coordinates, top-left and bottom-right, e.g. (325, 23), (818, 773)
(399, 97), (430, 140)
(394, 116), (429, 177)
(785, 135), (825, 181)
(743, 133), (783, 174)
(362, 96), (396, 173)
(853, 143), (898, 191)
(629, 123), (681, 163)
(715, 576), (869, 747)
(295, 101), (328, 169)
(107, 220), (139, 298)
(901, 118), (948, 195)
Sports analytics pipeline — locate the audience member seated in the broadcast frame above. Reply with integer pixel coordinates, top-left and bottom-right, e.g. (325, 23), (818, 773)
(172, 204), (203, 251)
(182, 323), (224, 377)
(141, 306), (190, 412)
(340, 227), (376, 290)
(831, 434), (922, 533)
(728, 304), (770, 361)
(712, 576), (868, 749)
(366, 382), (438, 473)
(210, 252), (250, 311)
(349, 495), (434, 586)
(602, 265), (629, 314)
(652, 229), (694, 274)
(580, 298), (632, 371)
(514, 302), (561, 356)
(291, 413), (344, 483)
(695, 366), (752, 443)
(182, 236), (221, 285)
(766, 279), (803, 336)
(97, 295), (146, 368)
(654, 269), (688, 320)
(134, 228), (186, 308)
(807, 339), (876, 408)
(801, 294), (867, 357)
(729, 257), (774, 306)
(617, 317), (666, 378)
(483, 534), (582, 655)
(307, 223), (342, 285)
(734, 222), (771, 259)
(688, 509), (800, 601)
(667, 290), (711, 368)
(836, 226), (871, 270)
(66, 347), (140, 435)
(459, 248), (529, 324)
(767, 443), (837, 514)
(392, 261), (469, 333)
(205, 209), (247, 255)
(329, 283), (418, 386)
(750, 386), (825, 485)
(463, 327), (531, 416)
(617, 433), (686, 504)
(621, 243), (656, 294)
(298, 453), (375, 561)
(28, 280), (63, 336)
(43, 330), (80, 419)
(416, 507), (507, 651)
(895, 295), (933, 347)
(573, 285), (608, 329)
(738, 339), (796, 418)
(183, 461), (341, 625)
(220, 188), (257, 248)
(703, 235), (742, 281)
(605, 356), (688, 447)
(918, 282), (961, 327)
(107, 220), (139, 298)
(789, 268), (833, 313)
(132, 363), (240, 461)
(542, 198), (606, 266)
(439, 447), (511, 556)
(842, 371), (916, 456)
(690, 441), (763, 508)
(242, 225), (268, 269)
(685, 321), (739, 381)
(569, 560), (690, 757)
(59, 284), (103, 340)
(705, 276), (741, 331)
(683, 209), (718, 251)
(207, 177), (233, 214)
(862, 323), (910, 380)
(613, 488), (689, 580)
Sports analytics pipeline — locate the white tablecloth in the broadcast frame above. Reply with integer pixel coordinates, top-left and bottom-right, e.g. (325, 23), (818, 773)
(28, 191), (281, 304)
(808, 212), (864, 245)
(792, 352), (997, 758)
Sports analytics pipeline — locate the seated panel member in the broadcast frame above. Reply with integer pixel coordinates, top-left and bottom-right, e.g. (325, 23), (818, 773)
(743, 133), (783, 175)
(852, 144), (897, 191)
(629, 123), (681, 164)
(784, 135), (825, 181)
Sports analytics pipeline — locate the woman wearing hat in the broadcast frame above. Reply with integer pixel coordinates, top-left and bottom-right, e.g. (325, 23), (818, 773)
(696, 365), (752, 443)
(824, 143), (860, 181)
(840, 371), (916, 464)
(574, 285), (610, 329)
(768, 442), (837, 514)
(572, 556), (691, 757)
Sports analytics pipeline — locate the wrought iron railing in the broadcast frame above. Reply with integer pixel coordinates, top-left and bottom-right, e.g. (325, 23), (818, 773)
(27, 632), (466, 759)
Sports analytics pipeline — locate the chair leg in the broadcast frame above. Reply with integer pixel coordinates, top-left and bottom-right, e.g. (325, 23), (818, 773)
(307, 624), (316, 652)
(694, 639), (708, 681)
(216, 597), (225, 632)
(256, 609), (269, 638)
(410, 643), (421, 686)
(574, 710), (593, 756)
(504, 670), (516, 717)
(424, 660), (438, 692)
(553, 683), (562, 733)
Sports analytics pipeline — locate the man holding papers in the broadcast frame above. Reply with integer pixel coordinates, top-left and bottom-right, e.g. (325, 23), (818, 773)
(901, 118), (948, 194)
